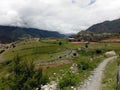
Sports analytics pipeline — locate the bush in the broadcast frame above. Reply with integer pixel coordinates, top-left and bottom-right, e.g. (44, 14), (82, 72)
(58, 42), (62, 46)
(96, 49), (102, 54)
(0, 78), (8, 90)
(41, 74), (49, 85)
(2, 56), (49, 90)
(59, 71), (79, 89)
(78, 47), (87, 55)
(73, 53), (77, 56)
(85, 43), (89, 48)
(77, 61), (90, 70)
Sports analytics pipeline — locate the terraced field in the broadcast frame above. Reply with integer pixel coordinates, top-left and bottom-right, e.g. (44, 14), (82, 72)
(0, 39), (120, 90)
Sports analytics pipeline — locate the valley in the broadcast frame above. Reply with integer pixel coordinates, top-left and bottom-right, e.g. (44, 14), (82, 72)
(0, 38), (119, 90)
(0, 0), (120, 90)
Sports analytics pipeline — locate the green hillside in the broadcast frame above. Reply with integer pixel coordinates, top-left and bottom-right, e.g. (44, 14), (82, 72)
(0, 39), (120, 90)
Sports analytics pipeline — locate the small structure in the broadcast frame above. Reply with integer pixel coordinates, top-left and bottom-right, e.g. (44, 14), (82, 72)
(68, 38), (76, 42)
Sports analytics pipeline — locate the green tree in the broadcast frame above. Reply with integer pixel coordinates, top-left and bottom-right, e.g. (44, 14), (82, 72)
(5, 56), (49, 90)
(58, 41), (62, 46)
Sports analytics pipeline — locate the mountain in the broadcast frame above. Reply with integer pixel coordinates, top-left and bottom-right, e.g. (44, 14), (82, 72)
(0, 25), (65, 43)
(87, 18), (120, 33)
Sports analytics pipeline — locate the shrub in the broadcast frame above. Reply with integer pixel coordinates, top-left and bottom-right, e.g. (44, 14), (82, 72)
(41, 74), (49, 85)
(3, 56), (49, 90)
(77, 61), (90, 70)
(58, 42), (62, 46)
(73, 53), (77, 56)
(96, 49), (102, 54)
(85, 43), (88, 48)
(0, 78), (7, 90)
(78, 47), (87, 55)
(59, 71), (79, 89)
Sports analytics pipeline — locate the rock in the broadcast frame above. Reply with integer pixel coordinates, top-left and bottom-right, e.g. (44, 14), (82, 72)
(41, 81), (57, 90)
(105, 51), (116, 56)
(70, 63), (78, 73)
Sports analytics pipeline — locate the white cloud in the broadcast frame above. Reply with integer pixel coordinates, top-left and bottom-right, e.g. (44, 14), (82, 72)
(0, 0), (120, 34)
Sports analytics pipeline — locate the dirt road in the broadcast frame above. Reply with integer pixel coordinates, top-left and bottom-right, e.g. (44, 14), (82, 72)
(76, 56), (117, 90)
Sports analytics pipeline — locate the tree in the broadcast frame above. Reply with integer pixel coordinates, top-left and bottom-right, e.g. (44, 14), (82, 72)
(58, 42), (62, 46)
(5, 56), (49, 90)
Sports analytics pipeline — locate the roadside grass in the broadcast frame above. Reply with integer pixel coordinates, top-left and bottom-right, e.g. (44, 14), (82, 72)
(54, 54), (106, 90)
(43, 64), (72, 79)
(101, 58), (119, 90)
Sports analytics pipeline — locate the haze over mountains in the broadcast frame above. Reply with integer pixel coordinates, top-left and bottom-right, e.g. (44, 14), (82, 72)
(0, 18), (120, 43)
(0, 25), (64, 43)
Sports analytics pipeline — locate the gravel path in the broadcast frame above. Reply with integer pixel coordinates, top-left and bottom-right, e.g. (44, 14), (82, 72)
(76, 56), (117, 90)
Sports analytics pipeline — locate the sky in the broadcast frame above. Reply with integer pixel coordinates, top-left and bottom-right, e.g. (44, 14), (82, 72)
(0, 0), (120, 34)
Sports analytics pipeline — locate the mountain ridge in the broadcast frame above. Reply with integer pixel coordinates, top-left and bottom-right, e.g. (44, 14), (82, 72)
(0, 25), (65, 43)
(86, 18), (120, 33)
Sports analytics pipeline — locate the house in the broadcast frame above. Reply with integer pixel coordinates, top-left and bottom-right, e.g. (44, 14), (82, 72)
(68, 37), (76, 42)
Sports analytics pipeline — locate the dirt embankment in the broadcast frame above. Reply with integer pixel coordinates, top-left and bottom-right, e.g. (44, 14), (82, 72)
(101, 39), (120, 43)
(35, 60), (72, 70)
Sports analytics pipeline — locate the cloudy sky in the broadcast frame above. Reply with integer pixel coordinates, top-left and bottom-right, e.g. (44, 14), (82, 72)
(0, 0), (120, 34)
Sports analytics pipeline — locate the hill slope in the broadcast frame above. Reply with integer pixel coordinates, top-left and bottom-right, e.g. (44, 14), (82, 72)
(0, 25), (64, 43)
(87, 19), (120, 33)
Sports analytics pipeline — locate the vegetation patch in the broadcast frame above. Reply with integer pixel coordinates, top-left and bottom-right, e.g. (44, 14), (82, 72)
(0, 40), (120, 90)
(0, 56), (49, 90)
(101, 58), (119, 90)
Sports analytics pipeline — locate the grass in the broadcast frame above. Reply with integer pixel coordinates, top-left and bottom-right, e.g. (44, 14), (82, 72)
(101, 58), (119, 90)
(1, 40), (82, 62)
(44, 64), (72, 80)
(0, 40), (82, 76)
(2, 43), (64, 61)
(0, 39), (120, 90)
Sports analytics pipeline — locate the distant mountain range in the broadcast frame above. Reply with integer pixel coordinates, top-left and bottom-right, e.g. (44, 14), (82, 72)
(69, 18), (120, 42)
(87, 18), (120, 33)
(0, 25), (65, 43)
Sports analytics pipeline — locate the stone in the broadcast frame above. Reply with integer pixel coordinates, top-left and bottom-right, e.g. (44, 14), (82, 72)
(105, 51), (116, 56)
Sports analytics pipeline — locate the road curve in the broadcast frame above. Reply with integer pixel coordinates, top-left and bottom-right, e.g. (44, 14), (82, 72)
(76, 56), (117, 90)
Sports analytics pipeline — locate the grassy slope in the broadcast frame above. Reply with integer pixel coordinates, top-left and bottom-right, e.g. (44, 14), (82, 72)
(101, 42), (120, 90)
(0, 39), (120, 89)
(101, 59), (118, 90)
(2, 41), (65, 61)
(0, 40), (81, 76)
